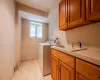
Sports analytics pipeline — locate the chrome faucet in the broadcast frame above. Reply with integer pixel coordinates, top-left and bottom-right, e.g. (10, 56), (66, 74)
(78, 42), (82, 48)
(54, 38), (59, 44)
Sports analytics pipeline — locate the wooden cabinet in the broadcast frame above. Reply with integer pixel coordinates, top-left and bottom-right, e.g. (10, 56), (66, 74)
(51, 48), (75, 69)
(59, 0), (68, 30)
(51, 55), (59, 80)
(51, 49), (75, 80)
(76, 72), (88, 80)
(59, 0), (100, 30)
(51, 48), (100, 80)
(86, 0), (100, 22)
(59, 61), (75, 80)
(59, 0), (86, 30)
(76, 58), (100, 80)
(68, 0), (86, 28)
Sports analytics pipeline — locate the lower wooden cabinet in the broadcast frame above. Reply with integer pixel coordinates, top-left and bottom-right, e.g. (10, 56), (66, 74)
(51, 49), (75, 80)
(59, 61), (75, 80)
(51, 55), (59, 80)
(51, 49), (100, 80)
(76, 58), (100, 80)
(76, 72), (88, 80)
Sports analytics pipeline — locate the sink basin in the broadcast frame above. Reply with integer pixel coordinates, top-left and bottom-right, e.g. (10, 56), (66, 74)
(71, 48), (87, 52)
(64, 45), (87, 52)
(53, 45), (87, 52)
(55, 45), (64, 48)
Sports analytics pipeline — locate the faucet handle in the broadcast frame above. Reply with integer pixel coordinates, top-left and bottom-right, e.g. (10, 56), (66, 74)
(78, 42), (82, 48)
(54, 38), (59, 44)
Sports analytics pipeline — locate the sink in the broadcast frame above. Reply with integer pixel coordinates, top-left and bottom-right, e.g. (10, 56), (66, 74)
(71, 48), (87, 52)
(55, 45), (65, 48)
(53, 45), (87, 52)
(65, 46), (87, 52)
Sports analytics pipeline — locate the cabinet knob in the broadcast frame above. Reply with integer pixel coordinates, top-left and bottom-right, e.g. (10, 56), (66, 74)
(66, 18), (68, 23)
(57, 65), (59, 70)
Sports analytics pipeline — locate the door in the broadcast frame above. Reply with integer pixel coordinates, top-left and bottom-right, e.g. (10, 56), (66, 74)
(76, 72), (88, 80)
(51, 55), (59, 80)
(68, 0), (86, 29)
(59, 0), (68, 30)
(86, 0), (100, 21)
(59, 61), (75, 80)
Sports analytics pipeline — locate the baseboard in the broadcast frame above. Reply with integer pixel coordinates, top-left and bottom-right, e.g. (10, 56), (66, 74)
(21, 59), (38, 62)
(14, 61), (21, 72)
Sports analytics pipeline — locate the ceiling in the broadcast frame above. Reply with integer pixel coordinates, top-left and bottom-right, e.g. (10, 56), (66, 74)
(19, 11), (49, 23)
(16, 0), (57, 12)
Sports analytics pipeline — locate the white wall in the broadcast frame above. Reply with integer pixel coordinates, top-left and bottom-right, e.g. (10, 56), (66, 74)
(48, 0), (100, 48)
(0, 0), (15, 80)
(15, 12), (22, 67)
(21, 19), (48, 61)
(66, 22), (100, 48)
(15, 3), (49, 64)
(48, 0), (67, 46)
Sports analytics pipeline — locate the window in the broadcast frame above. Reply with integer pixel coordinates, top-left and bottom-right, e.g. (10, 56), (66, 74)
(30, 22), (42, 38)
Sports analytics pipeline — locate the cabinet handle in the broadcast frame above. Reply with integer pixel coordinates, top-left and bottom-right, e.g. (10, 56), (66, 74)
(68, 16), (70, 22)
(57, 65), (59, 70)
(58, 67), (60, 72)
(66, 18), (68, 23)
(57, 66), (60, 72)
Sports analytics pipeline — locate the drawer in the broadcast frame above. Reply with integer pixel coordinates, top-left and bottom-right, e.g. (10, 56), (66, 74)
(51, 49), (61, 58)
(51, 49), (75, 69)
(76, 58), (100, 80)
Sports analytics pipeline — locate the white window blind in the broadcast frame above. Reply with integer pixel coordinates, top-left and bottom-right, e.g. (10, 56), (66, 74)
(30, 22), (42, 38)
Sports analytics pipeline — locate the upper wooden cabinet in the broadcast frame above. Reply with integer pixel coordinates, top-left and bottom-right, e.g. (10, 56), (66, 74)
(68, 0), (86, 28)
(59, 0), (68, 30)
(59, 0), (100, 30)
(86, 0), (100, 22)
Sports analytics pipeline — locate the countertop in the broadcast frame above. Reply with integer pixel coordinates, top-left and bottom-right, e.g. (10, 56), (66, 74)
(51, 46), (100, 66)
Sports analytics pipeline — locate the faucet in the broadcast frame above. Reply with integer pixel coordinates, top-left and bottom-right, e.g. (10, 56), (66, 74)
(72, 42), (75, 50)
(54, 38), (59, 44)
(78, 42), (82, 48)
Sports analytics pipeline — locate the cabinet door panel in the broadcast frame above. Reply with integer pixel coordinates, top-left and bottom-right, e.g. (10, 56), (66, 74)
(51, 55), (59, 80)
(86, 0), (100, 21)
(76, 58), (100, 80)
(68, 0), (85, 28)
(59, 61), (75, 80)
(59, 0), (68, 30)
(76, 72), (88, 80)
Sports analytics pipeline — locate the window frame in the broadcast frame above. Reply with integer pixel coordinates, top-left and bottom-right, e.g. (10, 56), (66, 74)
(29, 21), (42, 38)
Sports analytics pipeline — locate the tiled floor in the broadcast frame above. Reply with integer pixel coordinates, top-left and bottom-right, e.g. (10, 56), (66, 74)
(12, 60), (52, 80)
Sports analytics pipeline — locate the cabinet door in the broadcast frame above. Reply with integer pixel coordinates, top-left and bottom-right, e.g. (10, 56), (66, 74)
(86, 0), (100, 21)
(68, 0), (86, 29)
(51, 55), (59, 80)
(76, 58), (100, 80)
(76, 72), (88, 80)
(59, 61), (75, 80)
(59, 0), (68, 30)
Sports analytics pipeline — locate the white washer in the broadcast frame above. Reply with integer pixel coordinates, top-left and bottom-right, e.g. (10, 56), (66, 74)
(38, 43), (52, 76)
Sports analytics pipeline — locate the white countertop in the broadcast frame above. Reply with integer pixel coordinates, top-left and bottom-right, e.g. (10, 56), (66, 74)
(51, 46), (100, 66)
